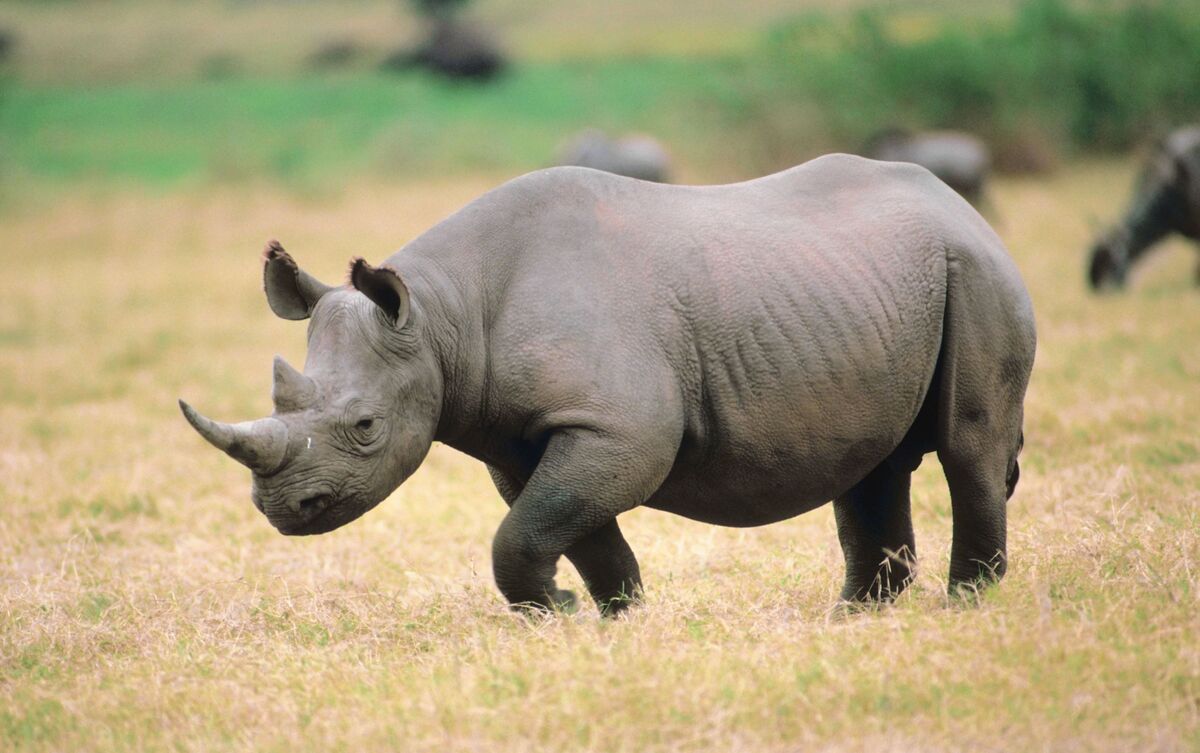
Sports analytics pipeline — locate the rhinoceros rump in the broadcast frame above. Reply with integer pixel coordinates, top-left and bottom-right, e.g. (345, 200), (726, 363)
(182, 155), (1036, 615)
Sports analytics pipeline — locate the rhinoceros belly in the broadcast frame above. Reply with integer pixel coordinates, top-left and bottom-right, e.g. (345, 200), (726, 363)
(645, 237), (945, 527)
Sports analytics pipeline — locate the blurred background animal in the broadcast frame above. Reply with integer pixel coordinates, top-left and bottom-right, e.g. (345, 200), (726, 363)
(864, 128), (992, 206)
(1088, 125), (1200, 290)
(556, 129), (672, 182)
(381, 0), (506, 80)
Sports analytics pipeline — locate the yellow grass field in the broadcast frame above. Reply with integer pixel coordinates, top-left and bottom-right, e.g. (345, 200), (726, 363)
(1, 163), (1198, 751)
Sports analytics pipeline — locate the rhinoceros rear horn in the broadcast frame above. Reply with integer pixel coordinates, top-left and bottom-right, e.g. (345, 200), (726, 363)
(272, 355), (317, 413)
(263, 240), (335, 321)
(178, 399), (290, 475)
(350, 257), (411, 328)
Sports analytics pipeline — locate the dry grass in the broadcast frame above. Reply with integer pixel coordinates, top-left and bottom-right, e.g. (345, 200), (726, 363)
(1, 163), (1198, 751)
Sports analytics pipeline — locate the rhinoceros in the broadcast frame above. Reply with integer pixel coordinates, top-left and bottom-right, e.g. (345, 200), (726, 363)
(1088, 125), (1200, 290)
(865, 129), (991, 206)
(180, 155), (1036, 615)
(556, 130), (671, 183)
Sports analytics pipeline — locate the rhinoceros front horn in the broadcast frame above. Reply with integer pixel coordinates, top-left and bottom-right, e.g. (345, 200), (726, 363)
(178, 399), (289, 475)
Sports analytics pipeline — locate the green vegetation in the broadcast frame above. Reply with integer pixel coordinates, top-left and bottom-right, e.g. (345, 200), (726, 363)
(0, 59), (746, 190)
(5, 0), (1200, 193)
(759, 0), (1200, 160)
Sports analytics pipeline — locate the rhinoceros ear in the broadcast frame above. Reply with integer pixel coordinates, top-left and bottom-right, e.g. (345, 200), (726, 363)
(350, 258), (411, 328)
(262, 240), (335, 320)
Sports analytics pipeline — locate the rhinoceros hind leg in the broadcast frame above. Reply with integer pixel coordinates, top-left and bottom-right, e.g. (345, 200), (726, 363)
(940, 442), (1015, 594)
(834, 460), (918, 602)
(940, 423), (1025, 595)
(936, 249), (1033, 595)
(936, 349), (1027, 594)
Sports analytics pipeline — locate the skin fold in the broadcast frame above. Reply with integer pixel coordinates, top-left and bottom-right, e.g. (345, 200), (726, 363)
(182, 154), (1036, 616)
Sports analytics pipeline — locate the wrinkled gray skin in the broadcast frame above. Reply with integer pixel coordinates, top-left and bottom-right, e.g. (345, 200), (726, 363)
(1088, 125), (1200, 290)
(181, 154), (1035, 616)
(557, 130), (671, 183)
(865, 129), (991, 206)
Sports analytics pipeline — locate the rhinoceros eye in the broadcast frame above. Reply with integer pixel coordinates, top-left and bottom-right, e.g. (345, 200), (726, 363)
(349, 415), (383, 448)
(343, 402), (385, 449)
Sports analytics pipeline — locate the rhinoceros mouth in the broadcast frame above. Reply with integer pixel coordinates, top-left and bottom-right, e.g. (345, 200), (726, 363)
(272, 495), (365, 536)
(274, 505), (337, 535)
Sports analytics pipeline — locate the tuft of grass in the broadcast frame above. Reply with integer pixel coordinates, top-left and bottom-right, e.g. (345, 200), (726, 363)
(0, 699), (74, 747)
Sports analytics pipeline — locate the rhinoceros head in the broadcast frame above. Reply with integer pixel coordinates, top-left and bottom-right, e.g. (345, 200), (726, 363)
(1087, 229), (1129, 290)
(180, 241), (442, 535)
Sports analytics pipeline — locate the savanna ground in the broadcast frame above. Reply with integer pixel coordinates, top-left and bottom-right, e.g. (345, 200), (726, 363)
(1, 0), (1199, 751)
(2, 161), (1198, 753)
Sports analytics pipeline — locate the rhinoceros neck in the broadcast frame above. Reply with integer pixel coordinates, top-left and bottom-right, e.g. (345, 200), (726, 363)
(385, 222), (510, 463)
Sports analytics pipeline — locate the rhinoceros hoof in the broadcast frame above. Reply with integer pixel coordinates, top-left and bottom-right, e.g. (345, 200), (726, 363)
(510, 589), (578, 618)
(551, 589), (578, 614)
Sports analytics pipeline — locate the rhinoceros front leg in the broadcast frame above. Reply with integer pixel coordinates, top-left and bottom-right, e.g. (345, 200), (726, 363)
(834, 460), (917, 602)
(563, 520), (643, 616)
(489, 428), (667, 615)
(488, 464), (643, 616)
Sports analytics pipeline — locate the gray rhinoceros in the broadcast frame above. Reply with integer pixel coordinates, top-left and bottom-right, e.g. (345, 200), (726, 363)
(865, 129), (991, 206)
(1088, 125), (1200, 290)
(556, 130), (671, 183)
(180, 155), (1035, 616)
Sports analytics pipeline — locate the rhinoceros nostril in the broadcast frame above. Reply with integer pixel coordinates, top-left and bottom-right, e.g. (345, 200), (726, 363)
(290, 494), (330, 516)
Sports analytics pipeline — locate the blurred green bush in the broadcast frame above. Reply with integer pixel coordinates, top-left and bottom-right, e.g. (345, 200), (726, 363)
(750, 0), (1200, 167)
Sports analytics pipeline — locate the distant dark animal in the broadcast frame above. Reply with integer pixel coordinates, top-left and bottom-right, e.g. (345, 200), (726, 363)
(308, 40), (361, 71)
(556, 130), (671, 183)
(1088, 126), (1200, 290)
(865, 129), (992, 205)
(381, 17), (505, 81)
(0, 28), (14, 65)
(180, 155), (1035, 617)
(198, 54), (239, 81)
